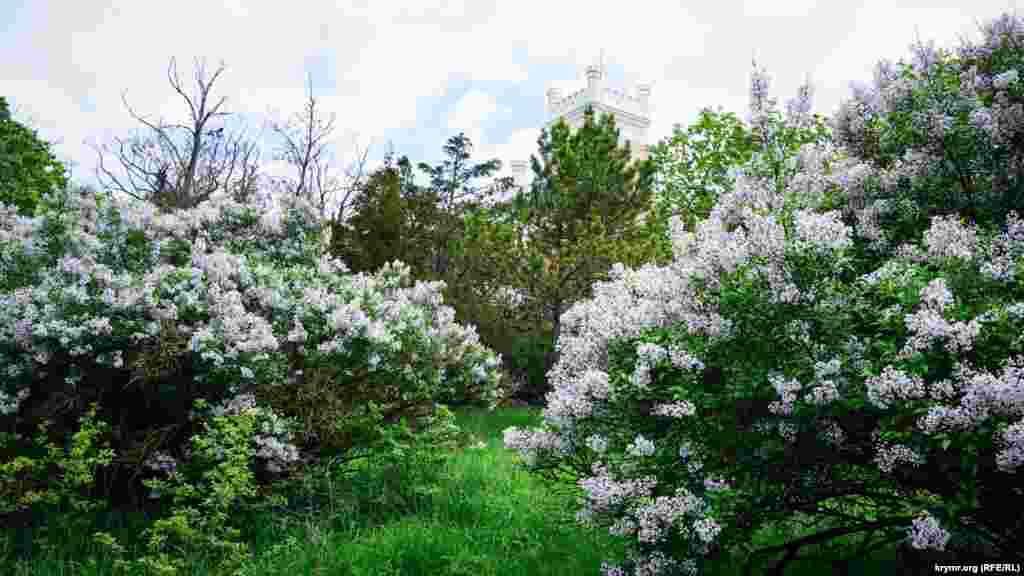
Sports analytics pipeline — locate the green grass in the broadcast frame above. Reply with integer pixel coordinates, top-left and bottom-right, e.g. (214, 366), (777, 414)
(1, 405), (911, 575)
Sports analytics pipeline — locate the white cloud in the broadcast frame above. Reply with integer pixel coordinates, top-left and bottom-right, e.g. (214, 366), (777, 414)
(448, 90), (499, 150)
(743, 0), (818, 18)
(1, 0), (1018, 199)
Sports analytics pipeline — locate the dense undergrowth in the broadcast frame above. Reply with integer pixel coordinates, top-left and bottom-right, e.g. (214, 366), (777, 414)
(1, 404), (926, 576)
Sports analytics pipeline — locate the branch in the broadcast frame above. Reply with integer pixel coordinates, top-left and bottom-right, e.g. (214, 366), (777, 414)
(120, 91), (183, 169)
(745, 516), (916, 576)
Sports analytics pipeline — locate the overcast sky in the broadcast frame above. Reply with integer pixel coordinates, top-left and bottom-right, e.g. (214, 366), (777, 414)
(2, 0), (1019, 209)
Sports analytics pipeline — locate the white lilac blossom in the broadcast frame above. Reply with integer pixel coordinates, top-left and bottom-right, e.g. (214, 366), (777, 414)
(601, 562), (627, 576)
(578, 463), (658, 517)
(808, 380), (841, 406)
(923, 214), (979, 261)
(636, 343), (668, 366)
(793, 210), (853, 253)
(908, 512), (951, 551)
(667, 345), (704, 371)
(919, 357), (1024, 437)
(768, 373), (802, 416)
(992, 69), (1019, 90)
(633, 488), (708, 543)
(587, 434), (609, 454)
(691, 517), (723, 545)
(1, 184), (503, 500)
(866, 366), (928, 409)
(498, 21), (1024, 570)
(874, 442), (926, 473)
(503, 427), (567, 466)
(627, 434), (656, 458)
(630, 364), (653, 389)
(861, 259), (916, 287)
(996, 421), (1024, 472)
(919, 278), (954, 311)
(981, 211), (1024, 281)
(652, 401), (696, 418)
(898, 308), (984, 359)
(703, 476), (731, 491)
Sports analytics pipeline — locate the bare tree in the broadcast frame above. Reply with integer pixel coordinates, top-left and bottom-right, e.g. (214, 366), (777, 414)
(92, 57), (263, 211)
(268, 73), (372, 246)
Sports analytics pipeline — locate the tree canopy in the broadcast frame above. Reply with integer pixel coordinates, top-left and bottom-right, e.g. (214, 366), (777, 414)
(0, 96), (69, 216)
(486, 106), (663, 398)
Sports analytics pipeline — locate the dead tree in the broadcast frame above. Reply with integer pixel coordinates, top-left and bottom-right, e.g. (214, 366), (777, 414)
(268, 73), (371, 246)
(92, 57), (262, 211)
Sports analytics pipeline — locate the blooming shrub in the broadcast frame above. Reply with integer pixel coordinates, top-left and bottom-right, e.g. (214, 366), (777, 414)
(505, 13), (1024, 575)
(0, 182), (503, 572)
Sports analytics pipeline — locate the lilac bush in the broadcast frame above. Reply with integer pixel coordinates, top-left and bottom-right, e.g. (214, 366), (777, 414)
(0, 181), (503, 571)
(505, 12), (1024, 575)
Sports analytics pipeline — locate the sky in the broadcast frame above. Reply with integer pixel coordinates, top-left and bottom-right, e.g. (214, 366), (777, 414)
(2, 0), (1019, 213)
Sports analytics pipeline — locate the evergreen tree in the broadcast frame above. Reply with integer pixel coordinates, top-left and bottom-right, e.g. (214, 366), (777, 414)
(415, 132), (513, 280)
(499, 106), (660, 397)
(329, 153), (436, 276)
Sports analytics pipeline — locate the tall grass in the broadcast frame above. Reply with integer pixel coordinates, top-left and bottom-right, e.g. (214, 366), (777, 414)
(1, 404), (912, 575)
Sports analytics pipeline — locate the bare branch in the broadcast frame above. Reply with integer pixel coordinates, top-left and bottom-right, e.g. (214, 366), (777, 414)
(120, 91), (184, 169)
(94, 57), (260, 211)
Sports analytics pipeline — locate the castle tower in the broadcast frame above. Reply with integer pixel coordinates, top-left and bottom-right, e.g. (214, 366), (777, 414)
(512, 54), (652, 193)
(546, 55), (651, 163)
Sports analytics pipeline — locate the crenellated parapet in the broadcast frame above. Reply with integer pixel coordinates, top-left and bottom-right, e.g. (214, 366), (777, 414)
(546, 76), (651, 120)
(512, 54), (653, 193)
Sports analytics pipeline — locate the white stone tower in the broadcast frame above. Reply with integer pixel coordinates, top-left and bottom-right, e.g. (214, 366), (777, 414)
(512, 53), (652, 193)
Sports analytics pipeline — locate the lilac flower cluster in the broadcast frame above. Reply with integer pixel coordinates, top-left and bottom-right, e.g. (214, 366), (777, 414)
(899, 307), (985, 359)
(601, 562), (627, 576)
(768, 373), (802, 416)
(866, 366), (928, 409)
(502, 427), (568, 466)
(793, 210), (853, 254)
(652, 401), (696, 418)
(545, 369), (612, 422)
(908, 511), (951, 551)
(587, 434), (610, 454)
(627, 435), (656, 458)
(142, 450), (179, 476)
(860, 259), (917, 288)
(504, 16), (1024, 571)
(894, 262), (1002, 360)
(980, 211), (1024, 282)
(691, 516), (723, 546)
(633, 488), (708, 543)
(996, 421), (1024, 472)
(578, 462), (658, 518)
(923, 215), (979, 261)
(874, 442), (926, 474)
(1, 182), (504, 506)
(667, 345), (705, 372)
(915, 357), (1024, 473)
(919, 278), (955, 311)
(703, 476), (732, 491)
(992, 69), (1019, 91)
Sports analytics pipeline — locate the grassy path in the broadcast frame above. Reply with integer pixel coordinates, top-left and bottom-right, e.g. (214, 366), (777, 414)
(2, 406), (624, 575)
(233, 405), (625, 576)
(3, 404), (912, 575)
